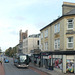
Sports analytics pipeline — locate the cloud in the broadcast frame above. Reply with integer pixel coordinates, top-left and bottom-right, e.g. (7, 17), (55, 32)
(1, 0), (75, 51)
(0, 0), (60, 51)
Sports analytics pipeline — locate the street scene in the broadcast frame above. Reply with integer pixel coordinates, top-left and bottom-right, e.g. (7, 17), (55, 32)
(0, 56), (50, 75)
(0, 0), (75, 75)
(4, 57), (40, 75)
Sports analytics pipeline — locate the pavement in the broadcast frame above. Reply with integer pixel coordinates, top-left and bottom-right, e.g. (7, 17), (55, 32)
(0, 63), (5, 75)
(29, 63), (75, 75)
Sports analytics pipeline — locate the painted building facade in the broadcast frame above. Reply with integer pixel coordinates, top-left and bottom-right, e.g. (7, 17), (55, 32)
(23, 34), (40, 54)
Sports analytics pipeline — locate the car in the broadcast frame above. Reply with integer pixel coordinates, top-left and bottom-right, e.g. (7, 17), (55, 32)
(14, 59), (18, 63)
(4, 59), (9, 63)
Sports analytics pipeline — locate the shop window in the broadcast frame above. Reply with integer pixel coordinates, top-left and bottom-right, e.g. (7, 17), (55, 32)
(53, 58), (62, 70)
(66, 59), (74, 73)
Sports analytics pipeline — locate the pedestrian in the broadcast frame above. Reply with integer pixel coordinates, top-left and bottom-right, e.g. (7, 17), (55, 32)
(0, 61), (2, 65)
(0, 57), (2, 65)
(39, 61), (41, 67)
(34, 60), (36, 65)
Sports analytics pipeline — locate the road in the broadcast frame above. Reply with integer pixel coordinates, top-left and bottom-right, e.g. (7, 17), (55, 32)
(3, 57), (40, 75)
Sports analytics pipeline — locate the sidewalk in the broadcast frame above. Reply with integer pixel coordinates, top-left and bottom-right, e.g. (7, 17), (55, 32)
(0, 64), (5, 75)
(29, 63), (75, 75)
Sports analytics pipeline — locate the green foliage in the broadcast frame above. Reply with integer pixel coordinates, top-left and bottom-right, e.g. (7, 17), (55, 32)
(0, 49), (2, 52)
(5, 46), (17, 57)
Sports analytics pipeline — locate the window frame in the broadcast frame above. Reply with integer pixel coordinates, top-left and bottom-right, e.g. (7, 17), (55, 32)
(54, 38), (60, 50)
(44, 42), (48, 50)
(67, 37), (73, 49)
(41, 44), (43, 50)
(41, 32), (43, 39)
(54, 23), (60, 34)
(67, 19), (74, 30)
(44, 29), (48, 38)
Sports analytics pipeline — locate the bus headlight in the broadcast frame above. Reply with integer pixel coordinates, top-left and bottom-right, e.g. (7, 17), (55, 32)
(18, 65), (20, 66)
(27, 65), (28, 66)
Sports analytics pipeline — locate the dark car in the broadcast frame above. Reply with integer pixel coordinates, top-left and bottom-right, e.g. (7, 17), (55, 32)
(14, 59), (18, 63)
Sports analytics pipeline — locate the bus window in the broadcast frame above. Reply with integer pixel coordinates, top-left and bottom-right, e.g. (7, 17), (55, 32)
(20, 56), (26, 63)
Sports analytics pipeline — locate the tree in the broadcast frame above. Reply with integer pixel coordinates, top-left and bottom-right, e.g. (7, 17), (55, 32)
(0, 47), (2, 53)
(5, 46), (17, 57)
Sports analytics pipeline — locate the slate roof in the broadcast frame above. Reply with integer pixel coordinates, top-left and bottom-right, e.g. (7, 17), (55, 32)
(66, 9), (75, 15)
(40, 8), (75, 31)
(40, 14), (75, 31)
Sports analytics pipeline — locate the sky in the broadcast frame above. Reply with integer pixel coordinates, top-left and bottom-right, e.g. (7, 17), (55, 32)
(0, 0), (75, 51)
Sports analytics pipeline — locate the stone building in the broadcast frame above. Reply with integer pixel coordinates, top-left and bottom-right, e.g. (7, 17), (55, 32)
(18, 30), (28, 53)
(23, 34), (40, 55)
(19, 30), (28, 43)
(40, 2), (75, 73)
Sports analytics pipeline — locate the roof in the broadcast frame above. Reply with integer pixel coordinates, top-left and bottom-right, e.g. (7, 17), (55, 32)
(40, 14), (75, 31)
(66, 9), (75, 15)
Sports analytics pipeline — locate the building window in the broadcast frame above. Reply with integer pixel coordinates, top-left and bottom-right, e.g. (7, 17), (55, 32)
(44, 29), (48, 37)
(41, 33), (43, 39)
(67, 37), (73, 48)
(23, 36), (25, 39)
(54, 38), (60, 50)
(44, 42), (48, 50)
(41, 44), (43, 50)
(54, 23), (60, 33)
(67, 19), (73, 30)
(58, 23), (60, 32)
(37, 40), (39, 45)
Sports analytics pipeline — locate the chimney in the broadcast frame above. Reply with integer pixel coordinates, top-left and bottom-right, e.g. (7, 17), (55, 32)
(62, 2), (75, 15)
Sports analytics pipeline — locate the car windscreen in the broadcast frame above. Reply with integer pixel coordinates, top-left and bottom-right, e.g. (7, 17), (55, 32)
(20, 55), (26, 63)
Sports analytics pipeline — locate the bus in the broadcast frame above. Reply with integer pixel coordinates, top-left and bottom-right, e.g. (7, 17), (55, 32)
(13, 54), (31, 68)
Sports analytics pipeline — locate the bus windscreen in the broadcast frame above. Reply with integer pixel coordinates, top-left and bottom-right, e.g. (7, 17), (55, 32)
(20, 56), (26, 63)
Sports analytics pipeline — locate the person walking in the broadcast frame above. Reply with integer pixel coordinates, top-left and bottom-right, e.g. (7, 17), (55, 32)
(0, 61), (2, 65)
(0, 57), (2, 65)
(39, 61), (41, 67)
(34, 60), (36, 65)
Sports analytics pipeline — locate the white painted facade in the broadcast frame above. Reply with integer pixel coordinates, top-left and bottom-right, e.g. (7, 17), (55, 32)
(23, 37), (39, 54)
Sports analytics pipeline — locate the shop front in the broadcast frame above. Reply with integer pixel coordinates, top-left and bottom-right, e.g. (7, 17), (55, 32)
(41, 51), (75, 74)
(40, 52), (53, 70)
(43, 56), (51, 69)
(33, 54), (41, 66)
(30, 49), (41, 65)
(66, 55), (74, 73)
(53, 55), (63, 72)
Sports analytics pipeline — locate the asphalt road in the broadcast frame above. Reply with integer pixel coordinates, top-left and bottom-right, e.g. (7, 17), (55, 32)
(3, 57), (40, 75)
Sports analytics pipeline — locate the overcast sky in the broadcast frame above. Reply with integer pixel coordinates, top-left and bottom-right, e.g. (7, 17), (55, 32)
(0, 0), (75, 51)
